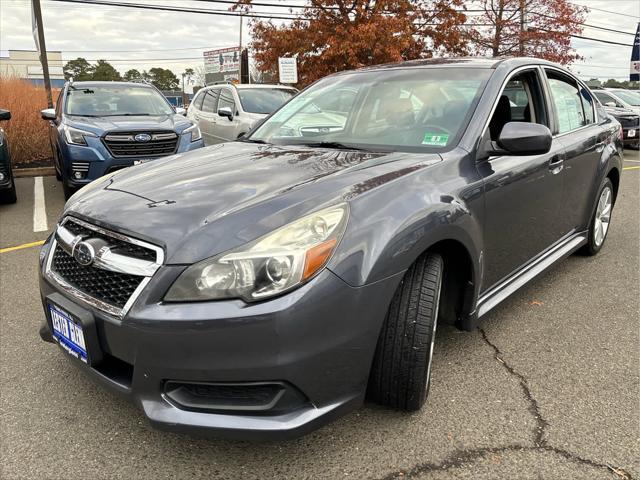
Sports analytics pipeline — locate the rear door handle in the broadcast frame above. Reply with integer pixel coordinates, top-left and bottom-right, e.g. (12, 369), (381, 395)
(595, 141), (605, 153)
(549, 155), (564, 174)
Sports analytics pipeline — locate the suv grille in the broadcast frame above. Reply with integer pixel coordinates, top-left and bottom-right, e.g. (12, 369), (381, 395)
(51, 245), (143, 309)
(618, 116), (640, 129)
(102, 131), (178, 158)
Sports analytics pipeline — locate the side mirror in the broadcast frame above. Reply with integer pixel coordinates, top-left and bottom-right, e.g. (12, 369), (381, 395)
(175, 107), (186, 116)
(494, 122), (552, 156)
(218, 107), (233, 121)
(41, 108), (56, 120)
(0, 109), (11, 121)
(604, 101), (617, 108)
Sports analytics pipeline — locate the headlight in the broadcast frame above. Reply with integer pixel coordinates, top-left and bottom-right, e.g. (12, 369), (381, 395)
(185, 123), (201, 142)
(165, 203), (348, 302)
(63, 125), (97, 145)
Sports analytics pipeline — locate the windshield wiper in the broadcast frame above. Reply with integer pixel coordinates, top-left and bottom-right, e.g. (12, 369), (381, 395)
(240, 138), (269, 144)
(297, 141), (370, 151)
(101, 113), (154, 117)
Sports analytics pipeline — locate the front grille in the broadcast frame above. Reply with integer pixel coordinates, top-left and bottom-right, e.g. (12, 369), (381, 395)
(64, 219), (156, 261)
(51, 245), (144, 309)
(618, 116), (640, 128)
(102, 131), (179, 158)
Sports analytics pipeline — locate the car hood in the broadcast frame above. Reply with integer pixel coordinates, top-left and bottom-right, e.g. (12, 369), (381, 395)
(65, 142), (441, 263)
(603, 106), (639, 118)
(66, 113), (194, 135)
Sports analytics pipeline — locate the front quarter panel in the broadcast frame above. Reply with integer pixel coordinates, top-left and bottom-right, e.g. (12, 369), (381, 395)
(330, 149), (484, 290)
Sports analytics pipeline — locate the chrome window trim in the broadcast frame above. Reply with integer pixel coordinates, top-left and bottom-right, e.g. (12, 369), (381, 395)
(45, 216), (164, 319)
(480, 64), (599, 143)
(479, 65), (545, 141)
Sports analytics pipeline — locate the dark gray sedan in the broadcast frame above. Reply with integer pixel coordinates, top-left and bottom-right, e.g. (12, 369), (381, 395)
(38, 57), (623, 439)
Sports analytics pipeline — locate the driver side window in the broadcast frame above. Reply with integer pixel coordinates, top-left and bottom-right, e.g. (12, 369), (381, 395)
(488, 70), (548, 141)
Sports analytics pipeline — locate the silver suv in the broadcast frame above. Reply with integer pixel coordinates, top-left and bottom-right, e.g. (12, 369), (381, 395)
(187, 83), (297, 145)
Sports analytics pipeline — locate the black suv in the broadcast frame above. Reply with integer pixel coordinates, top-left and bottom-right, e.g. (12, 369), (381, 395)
(0, 109), (16, 204)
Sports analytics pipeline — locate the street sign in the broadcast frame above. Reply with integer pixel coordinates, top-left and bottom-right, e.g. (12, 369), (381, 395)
(278, 57), (298, 84)
(631, 22), (639, 82)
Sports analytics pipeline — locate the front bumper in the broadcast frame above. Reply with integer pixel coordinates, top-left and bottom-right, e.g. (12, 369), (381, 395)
(39, 248), (401, 439)
(61, 135), (205, 188)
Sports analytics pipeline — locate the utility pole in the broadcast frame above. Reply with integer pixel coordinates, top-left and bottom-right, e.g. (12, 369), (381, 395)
(239, 14), (243, 83)
(519, 0), (527, 56)
(31, 0), (53, 108)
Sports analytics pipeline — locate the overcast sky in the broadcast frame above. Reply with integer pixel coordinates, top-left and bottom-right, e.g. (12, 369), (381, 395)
(0, 0), (638, 81)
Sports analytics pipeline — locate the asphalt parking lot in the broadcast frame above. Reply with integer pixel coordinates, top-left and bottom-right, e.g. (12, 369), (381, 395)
(1, 154), (639, 480)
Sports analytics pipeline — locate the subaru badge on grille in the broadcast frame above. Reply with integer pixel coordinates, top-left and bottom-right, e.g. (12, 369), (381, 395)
(134, 133), (152, 142)
(72, 241), (95, 266)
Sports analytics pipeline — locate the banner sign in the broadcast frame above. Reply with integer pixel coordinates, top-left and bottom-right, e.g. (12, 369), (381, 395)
(631, 22), (640, 82)
(204, 47), (240, 75)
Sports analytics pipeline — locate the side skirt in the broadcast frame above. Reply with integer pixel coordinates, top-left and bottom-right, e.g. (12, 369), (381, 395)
(475, 232), (588, 320)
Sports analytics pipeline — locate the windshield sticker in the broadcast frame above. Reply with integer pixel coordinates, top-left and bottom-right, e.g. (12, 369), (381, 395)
(422, 132), (449, 146)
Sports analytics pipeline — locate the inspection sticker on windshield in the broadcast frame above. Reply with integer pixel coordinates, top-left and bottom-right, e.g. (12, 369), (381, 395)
(422, 133), (449, 146)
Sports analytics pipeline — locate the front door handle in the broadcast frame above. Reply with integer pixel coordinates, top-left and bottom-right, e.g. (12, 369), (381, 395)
(548, 155), (564, 174)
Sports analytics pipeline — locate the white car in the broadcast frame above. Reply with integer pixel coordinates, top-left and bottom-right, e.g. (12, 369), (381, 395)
(187, 83), (298, 145)
(592, 88), (640, 115)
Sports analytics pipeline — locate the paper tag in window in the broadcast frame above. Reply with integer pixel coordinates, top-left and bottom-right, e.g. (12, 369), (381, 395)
(422, 132), (449, 146)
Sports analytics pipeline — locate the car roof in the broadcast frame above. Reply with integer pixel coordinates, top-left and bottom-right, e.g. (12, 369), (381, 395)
(201, 83), (296, 91)
(333, 56), (561, 76)
(68, 81), (154, 88)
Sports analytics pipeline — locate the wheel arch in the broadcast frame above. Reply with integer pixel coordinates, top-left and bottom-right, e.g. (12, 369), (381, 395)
(606, 166), (620, 204)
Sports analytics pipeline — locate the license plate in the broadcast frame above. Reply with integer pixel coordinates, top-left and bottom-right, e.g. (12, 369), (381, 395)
(133, 159), (152, 165)
(49, 303), (88, 363)
(628, 129), (636, 137)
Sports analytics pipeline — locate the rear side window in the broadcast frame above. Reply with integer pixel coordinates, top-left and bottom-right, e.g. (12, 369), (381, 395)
(201, 89), (219, 113)
(193, 91), (205, 110)
(545, 70), (587, 134)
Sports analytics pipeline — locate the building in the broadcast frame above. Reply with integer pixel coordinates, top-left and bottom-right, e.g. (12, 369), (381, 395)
(0, 49), (65, 88)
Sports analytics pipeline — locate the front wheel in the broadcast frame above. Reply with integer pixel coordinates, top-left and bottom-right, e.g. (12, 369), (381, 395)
(580, 178), (613, 256)
(0, 177), (17, 204)
(367, 252), (443, 411)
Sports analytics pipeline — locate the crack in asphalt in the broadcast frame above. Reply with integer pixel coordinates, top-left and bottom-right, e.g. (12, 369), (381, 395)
(377, 328), (634, 480)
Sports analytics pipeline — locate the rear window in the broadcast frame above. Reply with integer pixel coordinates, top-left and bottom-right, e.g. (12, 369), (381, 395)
(237, 88), (296, 115)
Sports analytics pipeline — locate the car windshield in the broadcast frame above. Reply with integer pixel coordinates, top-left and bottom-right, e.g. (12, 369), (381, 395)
(247, 67), (492, 151)
(65, 85), (174, 116)
(611, 90), (640, 106)
(237, 88), (297, 114)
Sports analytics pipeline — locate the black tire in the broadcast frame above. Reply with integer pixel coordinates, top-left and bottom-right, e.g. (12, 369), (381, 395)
(580, 177), (614, 256)
(62, 178), (77, 200)
(368, 252), (443, 411)
(0, 177), (17, 204)
(54, 148), (62, 181)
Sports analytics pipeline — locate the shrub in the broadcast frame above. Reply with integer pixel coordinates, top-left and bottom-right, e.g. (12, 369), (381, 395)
(0, 76), (59, 166)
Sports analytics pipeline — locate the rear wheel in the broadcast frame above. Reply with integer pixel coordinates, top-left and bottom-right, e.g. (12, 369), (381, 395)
(368, 252), (443, 411)
(580, 177), (613, 256)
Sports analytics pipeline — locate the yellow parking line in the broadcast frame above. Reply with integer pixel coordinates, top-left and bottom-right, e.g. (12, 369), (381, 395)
(623, 165), (640, 171)
(0, 240), (45, 254)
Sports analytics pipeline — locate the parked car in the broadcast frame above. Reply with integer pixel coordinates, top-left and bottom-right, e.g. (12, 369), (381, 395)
(593, 90), (640, 149)
(41, 81), (205, 199)
(39, 57), (623, 440)
(592, 88), (640, 115)
(187, 83), (297, 144)
(0, 109), (16, 204)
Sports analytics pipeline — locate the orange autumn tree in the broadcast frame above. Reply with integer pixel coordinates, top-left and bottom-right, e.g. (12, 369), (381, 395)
(236, 0), (468, 86)
(470, 0), (588, 64)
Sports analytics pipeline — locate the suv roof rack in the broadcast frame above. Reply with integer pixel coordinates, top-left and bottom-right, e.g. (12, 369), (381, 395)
(204, 80), (237, 87)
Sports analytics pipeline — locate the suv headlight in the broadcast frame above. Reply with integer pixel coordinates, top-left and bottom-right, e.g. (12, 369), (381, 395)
(185, 123), (201, 142)
(165, 203), (348, 302)
(63, 125), (97, 145)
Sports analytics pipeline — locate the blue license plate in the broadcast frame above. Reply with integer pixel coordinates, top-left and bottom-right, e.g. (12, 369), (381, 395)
(49, 303), (88, 363)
